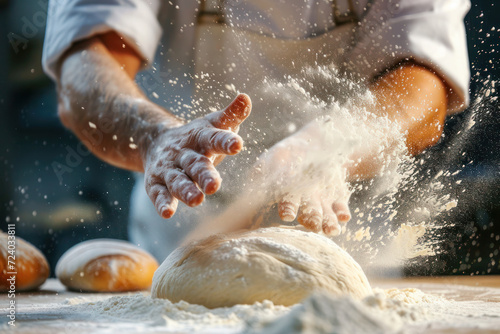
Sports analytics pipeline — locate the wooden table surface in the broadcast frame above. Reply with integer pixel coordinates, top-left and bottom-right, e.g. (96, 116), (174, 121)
(377, 275), (500, 288)
(2, 276), (500, 333)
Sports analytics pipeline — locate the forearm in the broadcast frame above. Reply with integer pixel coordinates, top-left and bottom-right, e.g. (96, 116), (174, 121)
(347, 63), (448, 180)
(57, 35), (182, 172)
(55, 32), (252, 218)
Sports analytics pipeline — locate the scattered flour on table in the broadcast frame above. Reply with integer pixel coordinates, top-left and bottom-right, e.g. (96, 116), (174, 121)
(60, 287), (441, 333)
(5, 284), (500, 333)
(65, 293), (289, 331)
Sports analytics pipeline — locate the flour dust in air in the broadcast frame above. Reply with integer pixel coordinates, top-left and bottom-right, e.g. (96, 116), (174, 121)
(203, 64), (466, 276)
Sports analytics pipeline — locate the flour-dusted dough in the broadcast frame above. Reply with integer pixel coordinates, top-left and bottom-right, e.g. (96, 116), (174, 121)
(152, 227), (372, 308)
(0, 232), (49, 291)
(56, 239), (158, 292)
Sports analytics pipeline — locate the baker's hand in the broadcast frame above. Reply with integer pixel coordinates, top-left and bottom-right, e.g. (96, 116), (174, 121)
(144, 94), (251, 219)
(254, 122), (351, 236)
(278, 186), (351, 236)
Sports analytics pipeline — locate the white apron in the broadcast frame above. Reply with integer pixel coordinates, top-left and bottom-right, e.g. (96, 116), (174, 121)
(130, 0), (359, 260)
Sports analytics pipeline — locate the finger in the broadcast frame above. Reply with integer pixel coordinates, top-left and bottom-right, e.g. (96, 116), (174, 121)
(197, 128), (244, 155)
(297, 196), (323, 233)
(178, 150), (222, 195)
(278, 194), (300, 222)
(332, 201), (351, 224)
(212, 154), (225, 166)
(321, 200), (341, 236)
(207, 93), (252, 131)
(146, 182), (178, 219)
(163, 168), (205, 207)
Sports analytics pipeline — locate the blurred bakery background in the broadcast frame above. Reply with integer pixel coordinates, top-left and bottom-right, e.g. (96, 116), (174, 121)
(0, 0), (499, 276)
(0, 0), (133, 273)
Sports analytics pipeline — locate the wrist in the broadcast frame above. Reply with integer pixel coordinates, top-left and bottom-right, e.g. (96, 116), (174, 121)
(138, 100), (185, 169)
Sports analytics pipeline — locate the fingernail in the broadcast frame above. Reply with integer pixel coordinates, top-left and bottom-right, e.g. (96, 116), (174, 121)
(160, 206), (173, 219)
(323, 220), (341, 236)
(226, 138), (241, 153)
(277, 200), (294, 220)
(330, 227), (341, 236)
(306, 216), (322, 232)
(281, 212), (296, 222)
(203, 178), (217, 194)
(337, 212), (351, 223)
(323, 223), (334, 236)
(186, 191), (204, 207)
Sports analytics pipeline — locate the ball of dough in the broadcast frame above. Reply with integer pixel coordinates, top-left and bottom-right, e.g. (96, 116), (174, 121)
(56, 239), (158, 292)
(0, 232), (50, 291)
(152, 227), (372, 308)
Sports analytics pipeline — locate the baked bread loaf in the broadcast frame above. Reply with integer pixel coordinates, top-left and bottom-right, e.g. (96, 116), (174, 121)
(56, 239), (158, 292)
(0, 232), (50, 291)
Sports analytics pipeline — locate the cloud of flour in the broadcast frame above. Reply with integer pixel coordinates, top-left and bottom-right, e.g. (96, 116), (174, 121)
(249, 65), (409, 206)
(201, 65), (471, 277)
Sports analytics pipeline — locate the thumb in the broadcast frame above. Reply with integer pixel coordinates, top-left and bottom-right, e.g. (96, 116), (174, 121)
(209, 93), (252, 131)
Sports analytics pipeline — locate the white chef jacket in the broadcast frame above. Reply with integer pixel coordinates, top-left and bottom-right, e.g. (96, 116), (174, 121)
(43, 0), (471, 113)
(42, 0), (471, 259)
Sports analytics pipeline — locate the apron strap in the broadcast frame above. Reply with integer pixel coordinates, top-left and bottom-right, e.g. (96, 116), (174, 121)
(333, 0), (358, 25)
(198, 0), (225, 24)
(198, 0), (359, 27)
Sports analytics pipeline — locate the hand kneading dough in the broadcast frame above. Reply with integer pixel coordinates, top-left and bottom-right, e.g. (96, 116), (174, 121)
(152, 227), (372, 308)
(0, 232), (50, 291)
(56, 239), (158, 292)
